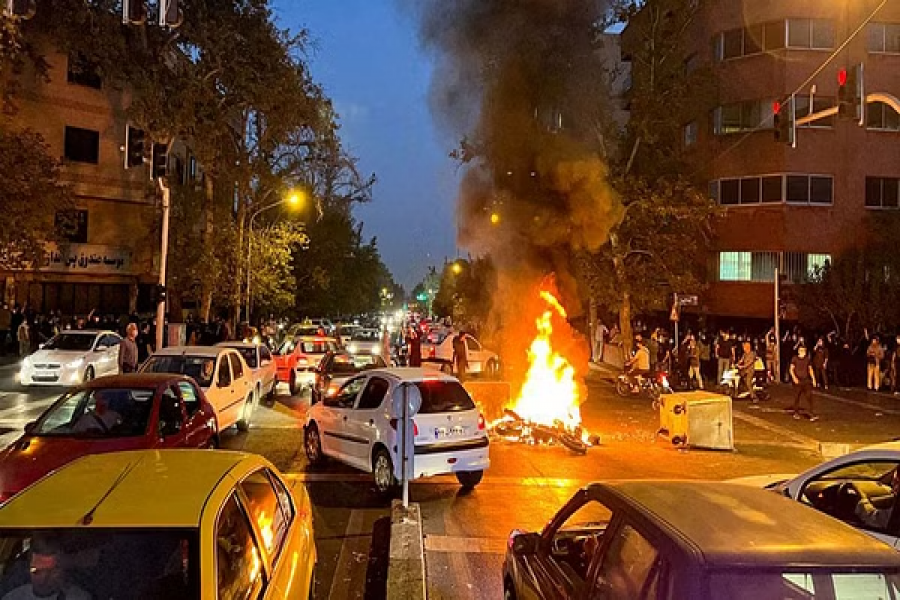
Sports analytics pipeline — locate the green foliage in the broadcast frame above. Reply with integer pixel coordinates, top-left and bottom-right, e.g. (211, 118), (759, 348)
(249, 221), (309, 318)
(0, 128), (72, 270)
(432, 258), (496, 332)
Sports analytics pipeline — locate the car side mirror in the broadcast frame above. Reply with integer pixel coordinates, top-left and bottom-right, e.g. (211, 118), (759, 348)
(510, 532), (540, 556)
(24, 421), (36, 435)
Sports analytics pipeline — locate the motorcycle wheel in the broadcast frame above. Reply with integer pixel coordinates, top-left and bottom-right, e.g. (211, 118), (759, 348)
(558, 432), (589, 455)
(615, 379), (631, 397)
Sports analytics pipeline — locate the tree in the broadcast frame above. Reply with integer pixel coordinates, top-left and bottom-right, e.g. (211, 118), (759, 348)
(432, 257), (497, 334)
(0, 128), (72, 270)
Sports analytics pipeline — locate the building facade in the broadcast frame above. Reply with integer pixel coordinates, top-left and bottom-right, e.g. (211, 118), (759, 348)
(626, 0), (900, 320)
(1, 49), (161, 316)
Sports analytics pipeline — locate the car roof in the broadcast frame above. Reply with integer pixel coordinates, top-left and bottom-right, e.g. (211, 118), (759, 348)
(598, 481), (900, 569)
(56, 330), (111, 336)
(368, 367), (458, 383)
(0, 450), (263, 529)
(79, 373), (194, 389)
(151, 345), (230, 358)
(293, 335), (338, 343)
(215, 341), (259, 350)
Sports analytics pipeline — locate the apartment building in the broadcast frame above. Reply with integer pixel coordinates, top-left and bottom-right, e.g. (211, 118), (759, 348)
(624, 0), (900, 320)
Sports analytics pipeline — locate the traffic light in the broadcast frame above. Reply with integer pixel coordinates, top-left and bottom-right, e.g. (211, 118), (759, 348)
(773, 96), (795, 146)
(159, 0), (183, 28)
(122, 0), (146, 25)
(838, 64), (864, 123)
(154, 285), (167, 303)
(5, 0), (36, 18)
(124, 125), (146, 169)
(151, 143), (168, 180)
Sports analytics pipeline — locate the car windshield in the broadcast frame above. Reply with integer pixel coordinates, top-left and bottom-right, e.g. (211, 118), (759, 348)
(300, 341), (331, 354)
(351, 330), (380, 341)
(41, 334), (95, 352)
(0, 529), (199, 599)
(329, 354), (384, 375)
(233, 348), (257, 368)
(710, 569), (900, 599)
(414, 380), (475, 414)
(141, 356), (216, 388)
(33, 388), (155, 438)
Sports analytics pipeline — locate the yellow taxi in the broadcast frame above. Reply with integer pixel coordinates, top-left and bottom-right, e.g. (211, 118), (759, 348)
(0, 450), (315, 599)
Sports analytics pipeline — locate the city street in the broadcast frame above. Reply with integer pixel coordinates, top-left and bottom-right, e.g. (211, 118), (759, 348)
(1, 359), (898, 598)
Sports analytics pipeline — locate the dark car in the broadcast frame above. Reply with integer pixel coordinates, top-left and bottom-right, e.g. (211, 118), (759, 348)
(0, 374), (218, 503)
(311, 351), (388, 404)
(504, 480), (900, 600)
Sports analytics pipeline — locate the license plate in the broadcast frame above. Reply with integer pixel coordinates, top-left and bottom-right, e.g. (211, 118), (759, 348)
(434, 425), (467, 439)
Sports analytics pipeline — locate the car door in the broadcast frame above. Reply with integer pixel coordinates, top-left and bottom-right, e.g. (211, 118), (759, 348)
(466, 337), (484, 373)
(177, 380), (213, 447)
(229, 351), (250, 403)
(259, 345), (276, 394)
(104, 333), (122, 375)
(92, 334), (114, 375)
(319, 376), (366, 462)
(213, 355), (237, 428)
(344, 376), (391, 469)
(156, 385), (189, 447)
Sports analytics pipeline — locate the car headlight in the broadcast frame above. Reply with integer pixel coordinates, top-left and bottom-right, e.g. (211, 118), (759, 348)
(21, 357), (31, 368)
(66, 358), (84, 369)
(348, 344), (358, 354)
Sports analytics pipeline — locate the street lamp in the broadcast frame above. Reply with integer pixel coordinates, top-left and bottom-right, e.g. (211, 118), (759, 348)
(490, 212), (500, 225)
(451, 261), (463, 275)
(245, 190), (304, 323)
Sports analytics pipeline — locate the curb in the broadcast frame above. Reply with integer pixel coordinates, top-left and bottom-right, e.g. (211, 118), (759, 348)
(387, 500), (426, 600)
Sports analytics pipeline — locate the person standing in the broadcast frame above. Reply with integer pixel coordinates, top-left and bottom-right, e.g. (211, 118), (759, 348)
(593, 320), (608, 363)
(16, 319), (29, 358)
(736, 341), (758, 404)
(407, 326), (422, 367)
(715, 331), (734, 385)
(892, 336), (900, 396)
(697, 333), (711, 382)
(118, 323), (139, 373)
(0, 304), (10, 355)
(687, 337), (703, 389)
(136, 322), (153, 364)
(790, 346), (818, 421)
(867, 335), (885, 391)
(452, 331), (469, 381)
(765, 328), (777, 382)
(812, 337), (829, 390)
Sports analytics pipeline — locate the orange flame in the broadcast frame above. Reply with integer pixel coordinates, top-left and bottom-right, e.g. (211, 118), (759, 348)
(507, 290), (582, 431)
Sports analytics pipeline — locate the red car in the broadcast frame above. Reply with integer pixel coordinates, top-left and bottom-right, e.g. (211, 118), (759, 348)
(0, 373), (218, 503)
(274, 335), (340, 395)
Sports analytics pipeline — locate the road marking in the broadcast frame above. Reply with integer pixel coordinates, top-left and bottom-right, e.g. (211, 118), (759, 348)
(327, 509), (370, 600)
(814, 391), (900, 416)
(0, 397), (56, 420)
(287, 472), (590, 489)
(732, 410), (819, 449)
(425, 535), (507, 555)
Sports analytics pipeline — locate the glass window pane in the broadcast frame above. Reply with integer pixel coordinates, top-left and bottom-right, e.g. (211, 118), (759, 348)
(866, 177), (883, 207)
(744, 24), (763, 54)
(723, 29), (743, 59)
(810, 177), (833, 204)
(868, 102), (885, 129)
(887, 23), (900, 53)
(812, 19), (835, 49)
(786, 175), (810, 203)
(762, 176), (783, 203)
(720, 179), (740, 205)
(742, 101), (761, 130)
(788, 18), (811, 48)
(764, 21), (785, 50)
(720, 252), (751, 281)
(740, 178), (761, 204)
(867, 23), (885, 52)
(886, 104), (900, 130)
(240, 470), (290, 563)
(599, 524), (659, 598)
(217, 494), (264, 600)
(884, 178), (899, 208)
(720, 104), (742, 133)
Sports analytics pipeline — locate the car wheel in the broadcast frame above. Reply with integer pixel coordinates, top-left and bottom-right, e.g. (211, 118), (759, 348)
(289, 371), (298, 396)
(455, 470), (484, 489)
(236, 396), (253, 432)
(305, 423), (326, 466)
(372, 448), (397, 495)
(83, 366), (95, 383)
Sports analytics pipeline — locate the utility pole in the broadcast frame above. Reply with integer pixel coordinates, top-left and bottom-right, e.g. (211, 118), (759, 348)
(156, 179), (171, 352)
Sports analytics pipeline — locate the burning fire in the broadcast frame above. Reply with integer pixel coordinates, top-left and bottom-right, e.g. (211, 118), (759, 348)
(508, 291), (582, 430)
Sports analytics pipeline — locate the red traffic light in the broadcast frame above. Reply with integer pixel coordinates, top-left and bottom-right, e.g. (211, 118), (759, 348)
(838, 68), (848, 87)
(773, 101), (781, 115)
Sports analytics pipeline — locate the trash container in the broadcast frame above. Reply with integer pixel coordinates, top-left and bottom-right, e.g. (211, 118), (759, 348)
(657, 391), (733, 450)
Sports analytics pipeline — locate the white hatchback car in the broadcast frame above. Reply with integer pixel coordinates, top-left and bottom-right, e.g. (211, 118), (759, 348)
(216, 342), (278, 403)
(733, 441), (900, 549)
(303, 368), (490, 494)
(20, 330), (122, 386)
(140, 346), (255, 431)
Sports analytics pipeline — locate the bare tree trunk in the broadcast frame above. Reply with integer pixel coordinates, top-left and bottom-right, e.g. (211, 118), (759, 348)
(610, 232), (633, 357)
(233, 201), (246, 335)
(200, 175), (215, 323)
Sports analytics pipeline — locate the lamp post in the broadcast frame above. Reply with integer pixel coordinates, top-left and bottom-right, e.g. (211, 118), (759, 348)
(155, 178), (170, 352)
(245, 191), (303, 323)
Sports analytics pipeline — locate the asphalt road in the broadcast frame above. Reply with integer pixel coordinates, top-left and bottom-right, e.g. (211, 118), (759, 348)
(1, 359), (899, 599)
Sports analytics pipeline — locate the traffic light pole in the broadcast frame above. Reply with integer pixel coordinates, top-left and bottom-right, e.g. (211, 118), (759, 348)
(155, 179), (170, 352)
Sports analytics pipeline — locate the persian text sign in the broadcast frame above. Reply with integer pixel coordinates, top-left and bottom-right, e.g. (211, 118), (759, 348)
(41, 244), (133, 275)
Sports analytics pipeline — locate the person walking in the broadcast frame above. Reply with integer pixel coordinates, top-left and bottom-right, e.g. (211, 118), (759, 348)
(790, 346), (818, 421)
(406, 326), (422, 367)
(715, 331), (734, 385)
(452, 330), (469, 381)
(765, 328), (777, 382)
(867, 335), (885, 391)
(118, 323), (139, 373)
(812, 337), (829, 390)
(16, 319), (29, 358)
(687, 337), (703, 389)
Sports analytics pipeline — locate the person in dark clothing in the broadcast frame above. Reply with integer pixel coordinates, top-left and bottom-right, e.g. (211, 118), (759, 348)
(136, 322), (153, 364)
(812, 337), (829, 390)
(452, 331), (469, 380)
(790, 346), (818, 421)
(406, 326), (422, 367)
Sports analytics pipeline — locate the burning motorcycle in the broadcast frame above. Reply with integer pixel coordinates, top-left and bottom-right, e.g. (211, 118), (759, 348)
(615, 368), (670, 400)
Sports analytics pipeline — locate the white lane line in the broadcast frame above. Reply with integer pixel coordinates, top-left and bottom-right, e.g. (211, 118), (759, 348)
(327, 509), (369, 600)
(286, 472), (589, 488)
(732, 410), (819, 449)
(814, 391), (900, 416)
(425, 535), (507, 555)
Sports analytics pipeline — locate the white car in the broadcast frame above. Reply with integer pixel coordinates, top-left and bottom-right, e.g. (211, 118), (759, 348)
(345, 328), (384, 357)
(303, 368), (490, 494)
(216, 341), (277, 403)
(140, 346), (255, 432)
(421, 330), (500, 378)
(732, 441), (900, 549)
(20, 330), (122, 386)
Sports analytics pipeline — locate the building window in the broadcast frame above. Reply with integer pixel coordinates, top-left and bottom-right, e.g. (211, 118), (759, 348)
(787, 19), (834, 50)
(795, 95), (836, 128)
(64, 126), (100, 164)
(763, 21), (786, 50)
(866, 177), (900, 209)
(683, 121), (698, 147)
(66, 53), (102, 89)
(712, 174), (832, 206)
(55, 210), (88, 243)
(807, 254), (831, 277)
(867, 102), (900, 131)
(762, 176), (783, 203)
(713, 100), (771, 134)
(719, 252), (751, 281)
(720, 179), (739, 205)
(867, 23), (900, 53)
